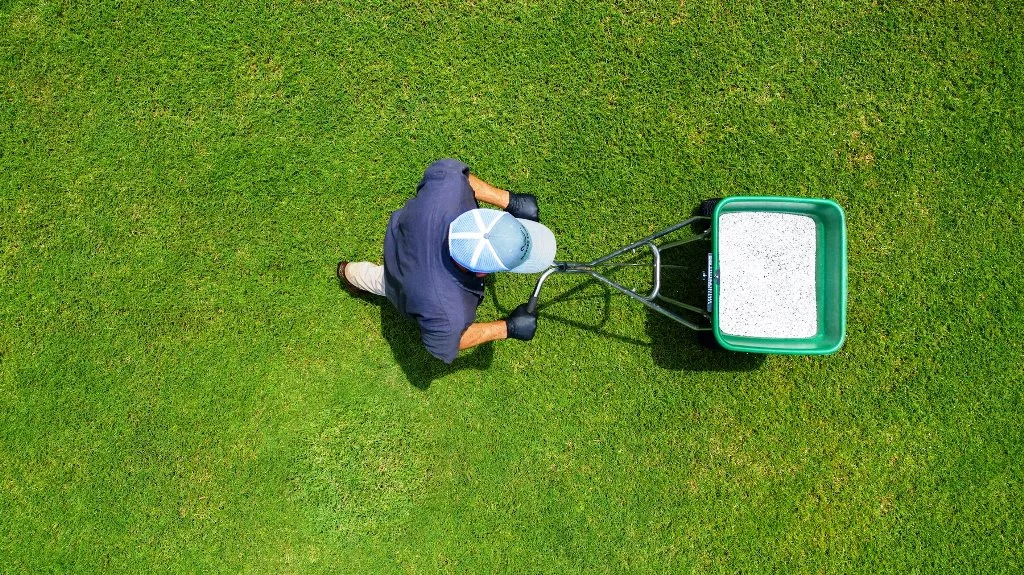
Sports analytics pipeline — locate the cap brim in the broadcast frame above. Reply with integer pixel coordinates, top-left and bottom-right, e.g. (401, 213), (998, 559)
(509, 219), (556, 274)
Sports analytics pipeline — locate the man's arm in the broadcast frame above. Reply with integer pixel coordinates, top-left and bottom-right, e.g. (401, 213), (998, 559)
(459, 320), (507, 351)
(457, 304), (538, 353)
(467, 173), (510, 209)
(467, 173), (540, 222)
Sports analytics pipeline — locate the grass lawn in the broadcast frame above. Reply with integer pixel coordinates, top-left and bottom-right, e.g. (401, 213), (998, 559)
(2, 0), (1023, 572)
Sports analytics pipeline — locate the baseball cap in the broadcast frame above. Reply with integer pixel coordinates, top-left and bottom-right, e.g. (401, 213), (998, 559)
(448, 209), (557, 274)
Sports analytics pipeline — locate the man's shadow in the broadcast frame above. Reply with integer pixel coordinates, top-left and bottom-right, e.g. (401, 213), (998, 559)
(377, 300), (494, 390)
(368, 233), (764, 389)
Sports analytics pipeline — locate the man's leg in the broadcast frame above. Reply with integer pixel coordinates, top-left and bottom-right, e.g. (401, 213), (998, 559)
(339, 261), (386, 296)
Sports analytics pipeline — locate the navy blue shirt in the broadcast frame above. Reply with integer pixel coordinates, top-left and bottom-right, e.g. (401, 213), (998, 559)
(383, 159), (485, 363)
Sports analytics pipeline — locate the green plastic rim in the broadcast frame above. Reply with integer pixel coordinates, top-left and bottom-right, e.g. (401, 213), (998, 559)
(711, 196), (848, 355)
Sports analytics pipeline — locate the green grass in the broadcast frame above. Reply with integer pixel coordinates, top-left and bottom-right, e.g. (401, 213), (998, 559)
(2, 0), (1023, 572)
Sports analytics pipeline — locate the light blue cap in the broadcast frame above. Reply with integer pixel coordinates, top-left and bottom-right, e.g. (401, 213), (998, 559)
(448, 209), (557, 274)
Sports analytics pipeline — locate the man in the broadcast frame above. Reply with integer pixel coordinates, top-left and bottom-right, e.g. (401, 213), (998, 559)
(337, 158), (556, 364)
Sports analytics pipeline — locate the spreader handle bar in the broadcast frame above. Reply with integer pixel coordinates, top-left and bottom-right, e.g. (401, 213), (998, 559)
(524, 216), (713, 329)
(587, 216), (705, 267)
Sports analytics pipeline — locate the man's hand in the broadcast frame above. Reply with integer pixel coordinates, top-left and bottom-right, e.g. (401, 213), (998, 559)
(505, 303), (538, 341)
(505, 192), (540, 222)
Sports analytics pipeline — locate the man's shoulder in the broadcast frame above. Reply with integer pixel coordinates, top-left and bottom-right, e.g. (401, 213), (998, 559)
(404, 272), (480, 364)
(423, 158), (470, 178)
(415, 160), (472, 203)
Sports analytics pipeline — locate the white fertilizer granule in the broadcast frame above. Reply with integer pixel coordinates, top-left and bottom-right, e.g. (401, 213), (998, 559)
(717, 212), (818, 338)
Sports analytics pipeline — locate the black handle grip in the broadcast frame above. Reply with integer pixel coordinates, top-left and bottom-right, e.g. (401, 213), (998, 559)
(526, 296), (538, 315)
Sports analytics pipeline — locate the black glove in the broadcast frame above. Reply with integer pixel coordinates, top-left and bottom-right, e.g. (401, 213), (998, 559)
(505, 303), (538, 341)
(505, 192), (540, 222)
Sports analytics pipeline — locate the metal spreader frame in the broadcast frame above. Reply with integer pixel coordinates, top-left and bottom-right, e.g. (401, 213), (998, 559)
(526, 216), (714, 331)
